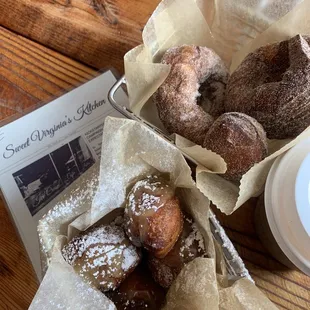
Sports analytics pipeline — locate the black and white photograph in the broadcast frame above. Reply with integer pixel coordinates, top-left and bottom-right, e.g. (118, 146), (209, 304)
(13, 136), (95, 216)
(13, 155), (63, 216)
(69, 136), (95, 173)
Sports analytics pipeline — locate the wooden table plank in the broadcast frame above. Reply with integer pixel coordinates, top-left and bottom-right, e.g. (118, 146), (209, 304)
(0, 26), (98, 309)
(0, 26), (97, 124)
(0, 0), (160, 72)
(1, 26), (310, 309)
(0, 200), (38, 310)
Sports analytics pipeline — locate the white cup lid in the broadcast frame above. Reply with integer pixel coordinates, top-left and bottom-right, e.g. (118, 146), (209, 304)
(265, 138), (310, 275)
(295, 153), (310, 236)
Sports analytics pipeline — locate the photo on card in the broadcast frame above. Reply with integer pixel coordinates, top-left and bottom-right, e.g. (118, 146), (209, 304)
(12, 136), (95, 216)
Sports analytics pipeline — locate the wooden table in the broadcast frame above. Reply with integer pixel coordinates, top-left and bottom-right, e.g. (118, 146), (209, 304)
(0, 1), (309, 309)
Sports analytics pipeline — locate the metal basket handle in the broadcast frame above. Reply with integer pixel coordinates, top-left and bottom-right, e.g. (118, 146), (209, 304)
(108, 76), (202, 166)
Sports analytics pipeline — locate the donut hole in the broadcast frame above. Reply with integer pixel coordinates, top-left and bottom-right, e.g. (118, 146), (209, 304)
(197, 73), (227, 117)
(258, 41), (290, 84)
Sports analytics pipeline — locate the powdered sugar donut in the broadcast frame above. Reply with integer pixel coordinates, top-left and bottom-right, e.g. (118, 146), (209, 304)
(225, 35), (310, 139)
(62, 224), (141, 291)
(148, 212), (206, 288)
(124, 175), (183, 258)
(154, 45), (229, 145)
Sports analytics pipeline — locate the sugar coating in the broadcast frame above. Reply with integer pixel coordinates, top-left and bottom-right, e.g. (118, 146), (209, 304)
(154, 45), (229, 145)
(226, 34), (310, 139)
(127, 175), (172, 211)
(124, 175), (183, 258)
(178, 217), (205, 258)
(128, 184), (163, 216)
(126, 176), (167, 224)
(180, 222), (205, 258)
(203, 112), (268, 181)
(38, 169), (100, 273)
(62, 224), (140, 291)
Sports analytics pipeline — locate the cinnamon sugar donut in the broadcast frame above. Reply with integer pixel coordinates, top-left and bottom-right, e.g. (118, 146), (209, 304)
(154, 45), (229, 145)
(226, 35), (310, 139)
(203, 112), (268, 181)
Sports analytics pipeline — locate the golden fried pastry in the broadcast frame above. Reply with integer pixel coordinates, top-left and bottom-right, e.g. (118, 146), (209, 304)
(148, 213), (206, 288)
(106, 264), (166, 310)
(124, 175), (183, 258)
(62, 224), (141, 291)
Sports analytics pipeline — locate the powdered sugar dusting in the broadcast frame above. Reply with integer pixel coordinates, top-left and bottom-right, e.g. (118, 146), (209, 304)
(121, 247), (139, 271)
(38, 165), (100, 273)
(129, 191), (162, 216)
(62, 224), (140, 291)
(62, 225), (126, 265)
(148, 214), (206, 288)
(130, 175), (161, 193)
(181, 222), (205, 258)
(124, 175), (181, 252)
(126, 175), (174, 219)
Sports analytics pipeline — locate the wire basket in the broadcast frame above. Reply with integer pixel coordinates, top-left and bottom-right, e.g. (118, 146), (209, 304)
(108, 76), (252, 282)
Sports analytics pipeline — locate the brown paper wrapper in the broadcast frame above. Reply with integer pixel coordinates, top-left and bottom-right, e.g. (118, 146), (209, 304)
(124, 0), (310, 214)
(30, 117), (275, 309)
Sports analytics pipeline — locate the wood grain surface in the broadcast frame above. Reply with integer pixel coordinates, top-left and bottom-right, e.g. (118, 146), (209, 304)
(212, 202), (310, 310)
(0, 22), (310, 310)
(0, 25), (98, 309)
(0, 25), (97, 124)
(0, 0), (160, 72)
(0, 199), (38, 310)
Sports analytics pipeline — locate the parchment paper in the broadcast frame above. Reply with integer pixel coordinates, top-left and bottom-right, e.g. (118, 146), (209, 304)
(124, 0), (310, 214)
(164, 259), (278, 310)
(197, 0), (302, 64)
(30, 117), (275, 309)
(231, 0), (310, 71)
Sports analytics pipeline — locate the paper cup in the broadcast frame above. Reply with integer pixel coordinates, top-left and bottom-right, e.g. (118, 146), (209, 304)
(256, 138), (310, 275)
